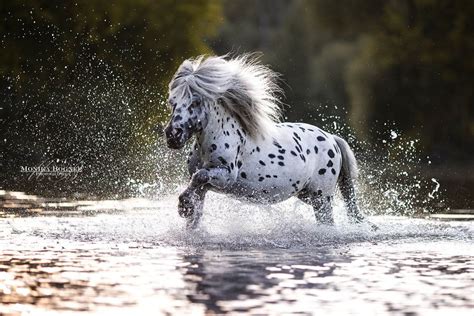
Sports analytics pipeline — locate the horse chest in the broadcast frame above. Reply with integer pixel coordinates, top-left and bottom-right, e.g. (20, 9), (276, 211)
(197, 138), (242, 169)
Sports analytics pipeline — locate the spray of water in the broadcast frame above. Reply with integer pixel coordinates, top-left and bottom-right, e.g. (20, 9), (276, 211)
(134, 106), (444, 217)
(7, 192), (472, 251)
(47, 100), (452, 250)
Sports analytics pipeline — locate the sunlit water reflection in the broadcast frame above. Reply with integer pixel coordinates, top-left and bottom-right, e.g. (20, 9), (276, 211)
(1, 194), (473, 315)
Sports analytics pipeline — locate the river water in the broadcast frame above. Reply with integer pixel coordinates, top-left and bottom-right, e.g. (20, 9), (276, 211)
(0, 194), (473, 315)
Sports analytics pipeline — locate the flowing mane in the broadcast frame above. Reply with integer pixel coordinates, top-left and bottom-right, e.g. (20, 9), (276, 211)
(169, 54), (283, 137)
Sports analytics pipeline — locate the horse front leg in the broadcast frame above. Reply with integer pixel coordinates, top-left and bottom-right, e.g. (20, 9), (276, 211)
(178, 166), (236, 229)
(178, 142), (206, 227)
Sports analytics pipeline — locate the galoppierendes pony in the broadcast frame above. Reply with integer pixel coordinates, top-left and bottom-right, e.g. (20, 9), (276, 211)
(164, 54), (375, 230)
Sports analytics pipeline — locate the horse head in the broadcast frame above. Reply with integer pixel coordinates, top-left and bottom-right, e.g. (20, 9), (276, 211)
(164, 92), (208, 149)
(164, 54), (283, 149)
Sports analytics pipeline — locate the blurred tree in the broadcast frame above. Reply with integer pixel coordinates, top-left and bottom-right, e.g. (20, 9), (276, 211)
(212, 0), (474, 163)
(309, 0), (474, 162)
(2, 0), (472, 198)
(0, 0), (221, 196)
(211, 0), (348, 124)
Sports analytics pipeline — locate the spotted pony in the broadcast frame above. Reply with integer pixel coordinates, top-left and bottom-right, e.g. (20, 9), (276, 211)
(164, 54), (374, 229)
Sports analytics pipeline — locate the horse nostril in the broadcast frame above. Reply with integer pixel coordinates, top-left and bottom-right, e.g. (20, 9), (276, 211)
(175, 128), (183, 138)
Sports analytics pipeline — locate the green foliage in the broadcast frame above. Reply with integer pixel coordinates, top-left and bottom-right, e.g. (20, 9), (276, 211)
(1, 0), (220, 82)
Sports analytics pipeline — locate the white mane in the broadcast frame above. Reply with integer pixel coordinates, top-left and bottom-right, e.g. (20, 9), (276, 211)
(169, 54), (283, 137)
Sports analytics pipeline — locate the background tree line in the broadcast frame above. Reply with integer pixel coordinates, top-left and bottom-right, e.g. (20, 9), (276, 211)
(1, 0), (473, 198)
(212, 0), (473, 162)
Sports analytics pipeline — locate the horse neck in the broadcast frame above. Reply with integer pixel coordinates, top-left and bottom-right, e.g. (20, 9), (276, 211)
(197, 103), (245, 146)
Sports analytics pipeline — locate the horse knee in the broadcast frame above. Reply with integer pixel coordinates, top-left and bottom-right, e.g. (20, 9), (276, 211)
(178, 187), (207, 219)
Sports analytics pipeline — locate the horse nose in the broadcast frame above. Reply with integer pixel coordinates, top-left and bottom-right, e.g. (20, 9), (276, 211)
(174, 128), (183, 139)
(164, 125), (183, 141)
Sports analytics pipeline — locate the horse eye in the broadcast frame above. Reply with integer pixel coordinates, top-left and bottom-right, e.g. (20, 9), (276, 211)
(191, 100), (201, 108)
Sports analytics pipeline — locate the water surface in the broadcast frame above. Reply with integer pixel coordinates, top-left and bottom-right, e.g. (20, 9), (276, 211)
(1, 195), (473, 315)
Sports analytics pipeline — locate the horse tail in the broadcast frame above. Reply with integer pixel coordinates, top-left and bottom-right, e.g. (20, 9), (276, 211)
(333, 135), (365, 223)
(334, 136), (358, 180)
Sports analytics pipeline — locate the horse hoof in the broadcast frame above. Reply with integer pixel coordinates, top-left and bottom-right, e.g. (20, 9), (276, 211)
(178, 192), (195, 218)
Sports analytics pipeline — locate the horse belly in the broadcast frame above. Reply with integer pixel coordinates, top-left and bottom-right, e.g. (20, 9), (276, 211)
(230, 162), (313, 203)
(227, 181), (297, 204)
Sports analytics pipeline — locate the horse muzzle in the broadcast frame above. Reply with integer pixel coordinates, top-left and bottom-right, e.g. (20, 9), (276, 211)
(166, 137), (185, 149)
(164, 126), (186, 149)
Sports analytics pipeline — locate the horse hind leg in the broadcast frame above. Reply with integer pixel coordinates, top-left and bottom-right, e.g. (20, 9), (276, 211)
(339, 176), (378, 230)
(313, 196), (335, 225)
(298, 190), (334, 225)
(333, 135), (376, 228)
(338, 176), (365, 223)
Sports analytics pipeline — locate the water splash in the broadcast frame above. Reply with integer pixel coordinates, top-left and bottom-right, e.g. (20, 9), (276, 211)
(5, 193), (471, 251)
(128, 107), (445, 222)
(428, 178), (440, 199)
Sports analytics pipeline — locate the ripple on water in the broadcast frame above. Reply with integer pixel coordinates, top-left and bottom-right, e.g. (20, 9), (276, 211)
(0, 195), (473, 315)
